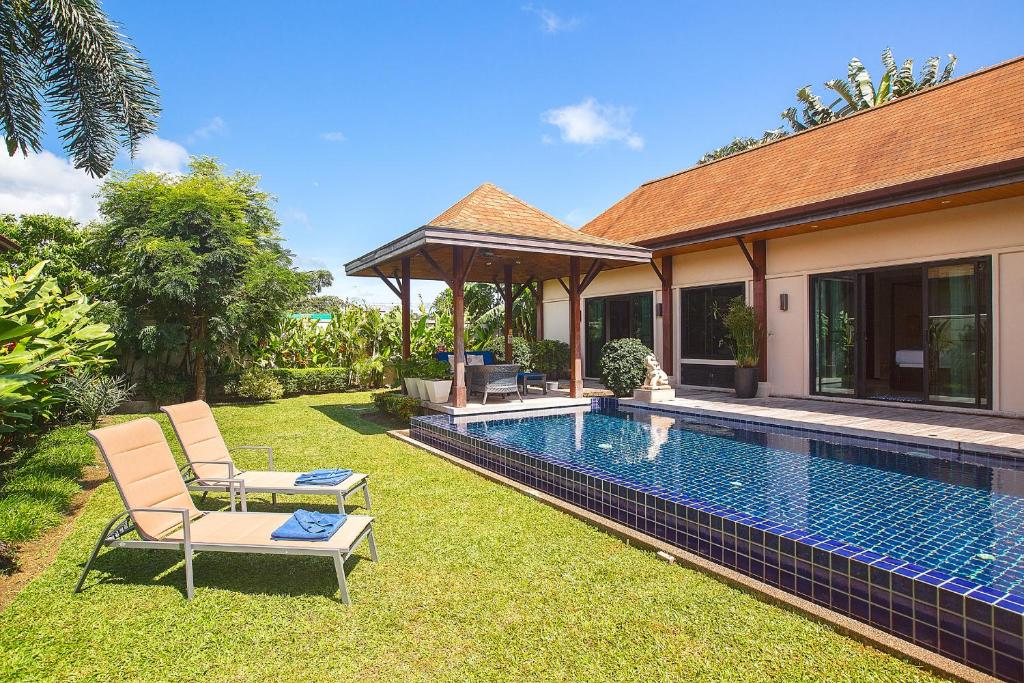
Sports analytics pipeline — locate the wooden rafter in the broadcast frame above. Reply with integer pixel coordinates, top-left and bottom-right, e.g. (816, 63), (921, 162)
(372, 266), (402, 298)
(649, 258), (664, 285)
(735, 237), (757, 273)
(579, 259), (604, 294)
(418, 248), (452, 287)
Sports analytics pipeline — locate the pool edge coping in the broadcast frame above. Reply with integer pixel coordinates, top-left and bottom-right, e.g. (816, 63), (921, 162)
(390, 427), (1000, 683)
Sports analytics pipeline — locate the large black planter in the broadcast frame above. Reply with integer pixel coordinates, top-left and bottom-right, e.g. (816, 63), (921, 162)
(734, 367), (758, 398)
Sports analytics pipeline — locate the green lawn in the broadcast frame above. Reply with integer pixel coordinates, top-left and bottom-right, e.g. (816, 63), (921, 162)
(0, 393), (943, 682)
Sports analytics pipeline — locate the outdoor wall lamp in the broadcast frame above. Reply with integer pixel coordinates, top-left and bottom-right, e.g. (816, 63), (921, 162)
(779, 293), (789, 311)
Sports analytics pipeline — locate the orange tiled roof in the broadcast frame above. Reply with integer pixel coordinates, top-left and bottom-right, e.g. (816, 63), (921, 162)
(583, 56), (1024, 246)
(429, 182), (631, 248)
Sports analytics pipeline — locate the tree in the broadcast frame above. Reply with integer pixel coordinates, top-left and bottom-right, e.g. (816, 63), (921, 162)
(0, 0), (159, 177)
(698, 48), (957, 164)
(92, 157), (309, 400)
(0, 214), (96, 293)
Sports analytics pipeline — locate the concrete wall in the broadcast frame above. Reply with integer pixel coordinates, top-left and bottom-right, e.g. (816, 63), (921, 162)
(542, 196), (1024, 414)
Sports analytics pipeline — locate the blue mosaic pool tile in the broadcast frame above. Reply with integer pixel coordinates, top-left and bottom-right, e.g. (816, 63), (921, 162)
(410, 409), (1024, 681)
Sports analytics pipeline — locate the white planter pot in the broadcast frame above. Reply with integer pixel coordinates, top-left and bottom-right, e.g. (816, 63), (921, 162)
(423, 379), (453, 404)
(405, 377), (422, 399)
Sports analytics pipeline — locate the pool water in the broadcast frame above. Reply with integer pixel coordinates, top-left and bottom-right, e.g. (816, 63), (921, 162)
(458, 406), (1024, 597)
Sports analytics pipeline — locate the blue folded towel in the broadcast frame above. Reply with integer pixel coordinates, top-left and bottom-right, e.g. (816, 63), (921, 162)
(271, 509), (347, 542)
(295, 468), (353, 486)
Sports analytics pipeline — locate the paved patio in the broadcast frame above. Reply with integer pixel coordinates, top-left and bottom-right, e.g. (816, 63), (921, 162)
(425, 380), (1024, 456)
(643, 388), (1024, 456)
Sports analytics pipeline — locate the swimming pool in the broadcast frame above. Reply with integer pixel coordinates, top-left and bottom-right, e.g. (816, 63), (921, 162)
(411, 400), (1024, 679)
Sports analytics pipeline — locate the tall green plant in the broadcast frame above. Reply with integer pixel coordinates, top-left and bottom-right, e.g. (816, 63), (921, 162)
(723, 296), (759, 368)
(0, 262), (114, 447)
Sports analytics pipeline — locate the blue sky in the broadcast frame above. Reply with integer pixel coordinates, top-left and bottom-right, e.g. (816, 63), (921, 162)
(7, 1), (1024, 305)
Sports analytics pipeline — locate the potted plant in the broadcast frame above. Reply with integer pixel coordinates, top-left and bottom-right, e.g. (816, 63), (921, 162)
(724, 296), (761, 399)
(400, 358), (423, 399)
(420, 358), (453, 403)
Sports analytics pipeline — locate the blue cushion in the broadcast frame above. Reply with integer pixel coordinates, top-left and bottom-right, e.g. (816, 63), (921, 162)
(434, 351), (496, 365)
(518, 372), (544, 379)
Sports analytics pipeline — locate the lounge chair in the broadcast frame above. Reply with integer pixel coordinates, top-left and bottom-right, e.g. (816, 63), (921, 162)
(161, 400), (370, 514)
(76, 417), (377, 603)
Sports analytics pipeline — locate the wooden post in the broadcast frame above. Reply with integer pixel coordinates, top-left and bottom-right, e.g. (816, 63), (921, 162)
(400, 256), (411, 360)
(452, 246), (467, 407)
(534, 280), (544, 341)
(752, 240), (767, 383)
(661, 254), (674, 381)
(568, 256), (582, 398)
(503, 264), (513, 362)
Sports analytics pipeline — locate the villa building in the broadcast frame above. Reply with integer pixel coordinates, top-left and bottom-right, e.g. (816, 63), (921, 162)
(542, 56), (1024, 415)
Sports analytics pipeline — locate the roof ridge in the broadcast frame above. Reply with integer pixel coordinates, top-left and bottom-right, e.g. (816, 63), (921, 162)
(637, 54), (1024, 190)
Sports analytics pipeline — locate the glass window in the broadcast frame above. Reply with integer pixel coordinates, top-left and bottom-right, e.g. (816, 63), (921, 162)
(584, 293), (654, 377)
(680, 283), (744, 360)
(812, 276), (857, 396)
(927, 262), (986, 405)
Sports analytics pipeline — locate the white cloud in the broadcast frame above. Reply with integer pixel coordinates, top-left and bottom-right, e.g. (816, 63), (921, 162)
(565, 208), (589, 227)
(321, 131), (347, 143)
(0, 150), (102, 221)
(132, 135), (190, 173)
(542, 98), (644, 150)
(187, 116), (226, 143)
(283, 208), (313, 232)
(522, 5), (580, 33)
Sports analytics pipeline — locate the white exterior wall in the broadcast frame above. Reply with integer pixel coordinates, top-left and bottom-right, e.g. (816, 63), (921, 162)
(542, 196), (1024, 414)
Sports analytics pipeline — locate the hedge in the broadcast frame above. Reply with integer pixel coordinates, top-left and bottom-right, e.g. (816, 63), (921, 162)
(270, 367), (350, 395)
(372, 390), (421, 422)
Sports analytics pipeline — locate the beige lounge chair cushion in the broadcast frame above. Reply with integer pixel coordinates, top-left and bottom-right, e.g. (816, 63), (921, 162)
(89, 418), (200, 540)
(161, 400), (234, 480)
(161, 512), (373, 551)
(237, 470), (367, 493)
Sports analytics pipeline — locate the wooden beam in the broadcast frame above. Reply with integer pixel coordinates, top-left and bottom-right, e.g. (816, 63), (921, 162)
(579, 259), (604, 294)
(752, 240), (767, 383)
(400, 257), (411, 360)
(735, 237), (758, 274)
(649, 258), (664, 285)
(503, 264), (513, 362)
(461, 247), (478, 283)
(511, 277), (533, 302)
(568, 257), (582, 398)
(452, 246), (467, 407)
(372, 266), (401, 298)
(418, 248), (452, 287)
(556, 277), (570, 296)
(661, 255), (673, 381)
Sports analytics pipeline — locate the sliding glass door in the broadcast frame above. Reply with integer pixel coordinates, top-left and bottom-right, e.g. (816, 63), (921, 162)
(926, 261), (989, 406)
(584, 293), (654, 377)
(812, 276), (857, 396)
(810, 257), (991, 408)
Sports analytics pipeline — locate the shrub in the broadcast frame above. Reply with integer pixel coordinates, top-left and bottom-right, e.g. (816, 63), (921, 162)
(372, 390), (421, 422)
(723, 296), (760, 368)
(509, 336), (532, 370)
(142, 378), (191, 406)
(419, 358), (450, 380)
(531, 339), (569, 378)
(0, 261), (115, 450)
(237, 367), (284, 401)
(271, 367), (349, 395)
(55, 371), (135, 428)
(599, 338), (653, 397)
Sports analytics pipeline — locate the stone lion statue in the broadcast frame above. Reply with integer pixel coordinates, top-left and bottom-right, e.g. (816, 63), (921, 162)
(642, 354), (671, 389)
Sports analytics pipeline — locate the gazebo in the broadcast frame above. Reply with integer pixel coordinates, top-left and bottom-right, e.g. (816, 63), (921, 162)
(344, 183), (652, 407)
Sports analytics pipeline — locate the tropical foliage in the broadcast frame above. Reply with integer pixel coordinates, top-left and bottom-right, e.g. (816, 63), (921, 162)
(0, 215), (96, 293)
(698, 48), (957, 164)
(91, 157), (315, 400)
(0, 0), (159, 176)
(54, 370), (134, 428)
(0, 262), (114, 450)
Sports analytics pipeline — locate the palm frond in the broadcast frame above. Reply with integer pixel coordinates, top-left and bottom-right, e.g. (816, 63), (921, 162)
(31, 0), (159, 176)
(780, 107), (806, 132)
(939, 54), (957, 83)
(874, 71), (891, 106)
(919, 56), (940, 88)
(881, 47), (897, 82)
(824, 78), (858, 114)
(848, 58), (876, 108)
(893, 58), (915, 97)
(0, 1), (43, 156)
